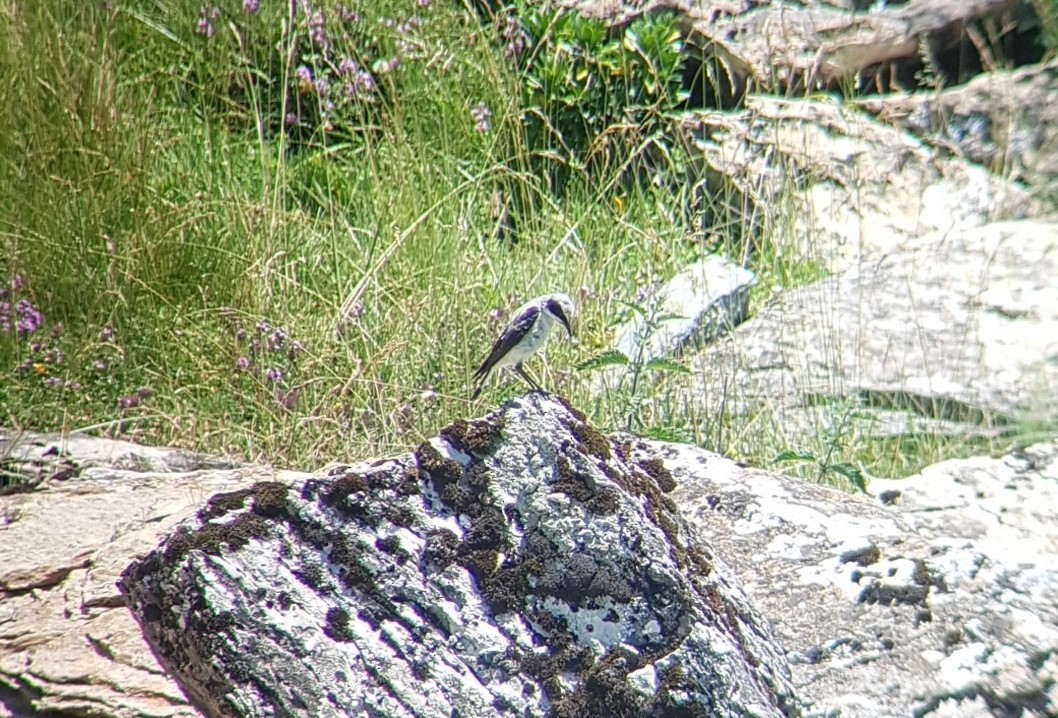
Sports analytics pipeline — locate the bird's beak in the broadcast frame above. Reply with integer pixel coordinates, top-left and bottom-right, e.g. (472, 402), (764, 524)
(556, 311), (573, 339)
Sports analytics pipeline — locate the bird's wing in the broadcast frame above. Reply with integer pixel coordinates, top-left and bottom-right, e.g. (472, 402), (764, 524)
(473, 304), (539, 381)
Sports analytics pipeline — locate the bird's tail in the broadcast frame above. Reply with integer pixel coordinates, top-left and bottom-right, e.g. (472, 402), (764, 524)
(470, 364), (490, 400)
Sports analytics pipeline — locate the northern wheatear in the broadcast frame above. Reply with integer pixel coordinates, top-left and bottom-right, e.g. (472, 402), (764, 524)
(471, 293), (575, 399)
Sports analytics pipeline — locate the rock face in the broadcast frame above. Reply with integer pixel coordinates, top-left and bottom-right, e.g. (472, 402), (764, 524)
(3, 411), (1057, 717)
(568, 0), (1037, 101)
(680, 96), (1034, 273)
(857, 58), (1058, 194)
(0, 431), (278, 718)
(677, 219), (1058, 438)
(0, 428), (238, 493)
(118, 394), (798, 718)
(659, 437), (1058, 718)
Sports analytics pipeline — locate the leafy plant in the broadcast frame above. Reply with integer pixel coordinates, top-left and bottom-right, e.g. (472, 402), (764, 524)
(516, 5), (688, 192)
(773, 404), (869, 492)
(577, 299), (690, 431)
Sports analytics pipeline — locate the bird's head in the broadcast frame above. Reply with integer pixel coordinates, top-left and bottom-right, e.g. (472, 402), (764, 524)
(543, 293), (575, 339)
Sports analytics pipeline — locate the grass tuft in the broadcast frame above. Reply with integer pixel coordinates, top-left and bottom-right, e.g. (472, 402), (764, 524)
(1, 0), (1047, 489)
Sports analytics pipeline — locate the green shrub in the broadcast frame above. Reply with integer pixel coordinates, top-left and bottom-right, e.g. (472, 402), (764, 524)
(515, 5), (688, 193)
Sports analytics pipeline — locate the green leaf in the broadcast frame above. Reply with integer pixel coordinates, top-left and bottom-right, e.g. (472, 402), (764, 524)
(829, 463), (869, 493)
(653, 313), (687, 323)
(616, 299), (647, 317)
(575, 350), (630, 372)
(643, 357), (690, 373)
(774, 450), (816, 464)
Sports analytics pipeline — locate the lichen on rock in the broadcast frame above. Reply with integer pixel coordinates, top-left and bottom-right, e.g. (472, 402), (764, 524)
(119, 394), (799, 718)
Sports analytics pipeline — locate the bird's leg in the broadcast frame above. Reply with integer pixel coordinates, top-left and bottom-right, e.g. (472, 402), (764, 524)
(515, 363), (544, 393)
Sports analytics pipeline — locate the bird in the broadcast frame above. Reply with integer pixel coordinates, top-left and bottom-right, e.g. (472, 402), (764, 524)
(471, 293), (575, 399)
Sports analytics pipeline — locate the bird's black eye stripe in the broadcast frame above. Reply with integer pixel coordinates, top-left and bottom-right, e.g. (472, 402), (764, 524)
(546, 299), (568, 326)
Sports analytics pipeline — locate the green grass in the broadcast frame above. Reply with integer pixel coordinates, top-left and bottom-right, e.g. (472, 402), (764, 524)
(0, 0), (1048, 487)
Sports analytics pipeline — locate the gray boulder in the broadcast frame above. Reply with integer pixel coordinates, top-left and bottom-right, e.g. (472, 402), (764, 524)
(118, 395), (798, 718)
(612, 256), (757, 368)
(857, 59), (1058, 195)
(3, 410), (1057, 717)
(656, 437), (1058, 717)
(680, 96), (1034, 274)
(682, 219), (1058, 438)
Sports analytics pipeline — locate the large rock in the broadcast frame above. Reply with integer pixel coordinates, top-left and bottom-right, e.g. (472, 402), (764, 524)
(594, 256), (757, 393)
(657, 437), (1058, 717)
(612, 256), (757, 365)
(680, 96), (1035, 273)
(567, 0), (1030, 99)
(118, 395), (798, 718)
(678, 219), (1058, 438)
(0, 431), (275, 718)
(0, 428), (237, 493)
(3, 413), (1057, 717)
(857, 58), (1058, 194)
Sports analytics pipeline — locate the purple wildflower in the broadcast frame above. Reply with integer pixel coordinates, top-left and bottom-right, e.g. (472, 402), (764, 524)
(195, 9), (213, 37)
(98, 326), (113, 342)
(15, 299), (43, 336)
(118, 395), (140, 410)
(345, 70), (376, 98)
(44, 377), (63, 388)
(295, 65), (313, 93)
(236, 356), (251, 370)
(308, 9), (328, 48)
(314, 78), (330, 97)
(243, 0), (259, 12)
(236, 327), (247, 341)
(11, 275), (24, 290)
(470, 102), (491, 133)
(265, 367), (283, 384)
(417, 0), (432, 7)
(284, 112), (300, 127)
(94, 360), (107, 372)
(374, 57), (400, 74)
(338, 5), (359, 22)
(338, 57), (358, 75)
(499, 14), (528, 57)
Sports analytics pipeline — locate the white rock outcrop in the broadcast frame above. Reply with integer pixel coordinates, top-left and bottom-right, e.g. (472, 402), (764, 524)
(118, 395), (797, 718)
(3, 411), (1057, 717)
